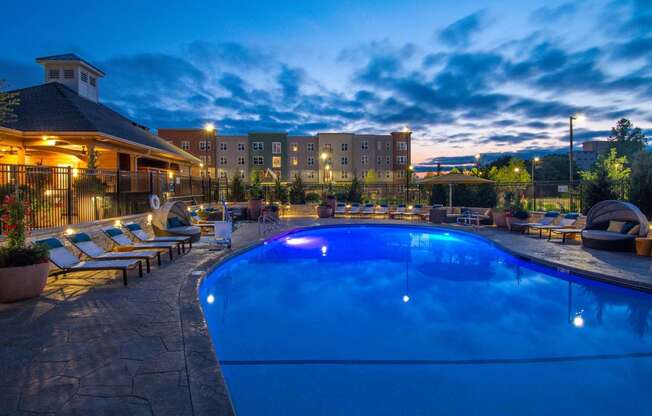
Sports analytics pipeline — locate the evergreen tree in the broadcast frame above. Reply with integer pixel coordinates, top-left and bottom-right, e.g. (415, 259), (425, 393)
(347, 176), (362, 203)
(288, 174), (306, 204)
(609, 118), (647, 158)
(273, 178), (288, 204)
(629, 151), (652, 217)
(230, 175), (246, 201)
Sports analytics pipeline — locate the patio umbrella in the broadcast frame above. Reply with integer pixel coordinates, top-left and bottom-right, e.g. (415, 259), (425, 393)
(419, 173), (494, 208)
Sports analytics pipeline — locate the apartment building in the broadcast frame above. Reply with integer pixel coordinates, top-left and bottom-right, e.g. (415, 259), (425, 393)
(157, 128), (217, 177)
(574, 140), (612, 170)
(176, 130), (411, 184)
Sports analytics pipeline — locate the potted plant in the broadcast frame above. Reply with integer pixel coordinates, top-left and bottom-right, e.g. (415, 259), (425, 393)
(491, 204), (508, 228)
(0, 193), (50, 303)
(316, 195), (333, 218)
(505, 198), (530, 232)
(247, 169), (264, 220)
(325, 182), (337, 217)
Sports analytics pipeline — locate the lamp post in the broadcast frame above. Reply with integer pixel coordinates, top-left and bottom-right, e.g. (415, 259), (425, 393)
(474, 153), (481, 168)
(405, 164), (413, 204)
(320, 151), (330, 187)
(532, 156), (539, 211)
(569, 114), (585, 210)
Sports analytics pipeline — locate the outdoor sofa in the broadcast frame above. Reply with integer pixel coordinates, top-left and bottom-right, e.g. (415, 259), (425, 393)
(581, 200), (649, 251)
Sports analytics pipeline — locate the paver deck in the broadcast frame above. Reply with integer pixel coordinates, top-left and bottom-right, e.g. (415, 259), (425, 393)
(1, 218), (650, 415)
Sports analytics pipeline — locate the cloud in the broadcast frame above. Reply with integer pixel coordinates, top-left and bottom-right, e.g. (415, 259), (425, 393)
(530, 2), (578, 23)
(437, 10), (489, 48)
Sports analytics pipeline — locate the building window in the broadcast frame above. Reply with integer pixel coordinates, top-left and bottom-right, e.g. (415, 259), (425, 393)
(377, 156), (383, 165)
(237, 143), (245, 151)
(386, 156), (391, 165)
(361, 141), (368, 150)
(397, 155), (407, 165)
(220, 171), (227, 179)
(307, 143), (315, 152)
(80, 72), (88, 83)
(323, 144), (332, 151)
(307, 157), (315, 166)
(362, 170), (368, 178)
(385, 171), (391, 178)
(252, 142), (264, 151)
(181, 141), (191, 150)
(90, 77), (96, 86)
(341, 143), (348, 151)
(253, 156), (264, 166)
(291, 143), (298, 152)
(220, 142), (227, 151)
(386, 142), (391, 151)
(200, 155), (208, 164)
(237, 156), (245, 165)
(199, 141), (211, 151)
(307, 171), (315, 179)
(63, 69), (74, 79)
(206, 155), (212, 165)
(397, 141), (408, 151)
(341, 157), (348, 166)
(361, 155), (368, 165)
(220, 157), (227, 165)
(377, 141), (383, 151)
(341, 171), (349, 179)
(239, 170), (246, 179)
(272, 156), (282, 168)
(291, 157), (298, 166)
(272, 142), (282, 154)
(48, 69), (60, 79)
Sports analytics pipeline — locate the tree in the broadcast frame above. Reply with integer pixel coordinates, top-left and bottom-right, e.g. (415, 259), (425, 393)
(629, 151), (652, 217)
(0, 80), (19, 125)
(533, 154), (578, 181)
(609, 118), (647, 158)
(429, 184), (448, 206)
(288, 174), (306, 204)
(273, 178), (288, 204)
(347, 176), (362, 203)
(487, 158), (531, 183)
(580, 148), (629, 212)
(229, 175), (246, 201)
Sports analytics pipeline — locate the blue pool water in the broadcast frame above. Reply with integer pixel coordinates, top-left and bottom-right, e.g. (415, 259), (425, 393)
(200, 225), (652, 415)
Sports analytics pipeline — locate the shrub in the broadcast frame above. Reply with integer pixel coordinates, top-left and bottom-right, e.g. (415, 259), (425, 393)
(230, 176), (246, 201)
(305, 192), (320, 203)
(0, 245), (48, 268)
(0, 193), (49, 268)
(273, 178), (288, 204)
(289, 175), (306, 204)
(629, 151), (652, 217)
(346, 177), (362, 203)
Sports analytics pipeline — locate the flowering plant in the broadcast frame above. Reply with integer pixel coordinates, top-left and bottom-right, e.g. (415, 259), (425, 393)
(0, 193), (48, 267)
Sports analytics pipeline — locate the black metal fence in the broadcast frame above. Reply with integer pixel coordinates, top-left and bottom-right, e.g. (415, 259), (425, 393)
(0, 164), (217, 230)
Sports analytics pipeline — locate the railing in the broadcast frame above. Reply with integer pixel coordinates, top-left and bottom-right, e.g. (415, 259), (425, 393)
(0, 164), (219, 230)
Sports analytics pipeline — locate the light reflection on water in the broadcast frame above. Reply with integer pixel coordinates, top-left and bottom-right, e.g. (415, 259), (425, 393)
(201, 225), (652, 416)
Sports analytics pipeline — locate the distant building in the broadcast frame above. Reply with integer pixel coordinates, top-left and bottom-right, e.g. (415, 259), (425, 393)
(0, 54), (201, 174)
(157, 128), (217, 177)
(574, 140), (612, 170)
(200, 131), (412, 184)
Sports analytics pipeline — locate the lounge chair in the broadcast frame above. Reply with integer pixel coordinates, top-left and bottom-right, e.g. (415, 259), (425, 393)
(534, 213), (581, 239)
(376, 204), (389, 217)
(581, 200), (649, 251)
(334, 202), (347, 216)
(36, 237), (142, 286)
(151, 201), (202, 242)
(391, 204), (406, 218)
(124, 223), (191, 251)
(349, 203), (361, 215)
(102, 227), (179, 260)
(524, 212), (560, 235)
(415, 204), (429, 220)
(361, 203), (375, 216)
(66, 232), (161, 273)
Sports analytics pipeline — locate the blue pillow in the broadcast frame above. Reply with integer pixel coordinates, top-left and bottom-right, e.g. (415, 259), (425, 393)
(564, 213), (580, 219)
(69, 233), (91, 243)
(104, 228), (122, 237)
(125, 223), (141, 231)
(544, 211), (560, 217)
(36, 238), (62, 249)
(168, 217), (184, 228)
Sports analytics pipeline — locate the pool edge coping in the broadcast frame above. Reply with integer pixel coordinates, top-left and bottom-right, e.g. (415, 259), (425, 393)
(184, 221), (652, 415)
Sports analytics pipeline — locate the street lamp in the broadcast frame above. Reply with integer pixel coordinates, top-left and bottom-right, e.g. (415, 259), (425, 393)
(532, 156), (540, 211)
(569, 113), (585, 210)
(474, 153), (481, 168)
(203, 122), (215, 133)
(405, 164), (414, 203)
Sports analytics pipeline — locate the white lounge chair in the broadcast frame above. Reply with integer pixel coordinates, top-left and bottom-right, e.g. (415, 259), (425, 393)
(362, 203), (375, 216)
(66, 232), (161, 273)
(102, 227), (180, 260)
(124, 223), (191, 251)
(391, 204), (406, 218)
(335, 202), (347, 216)
(349, 203), (361, 215)
(36, 237), (142, 286)
(376, 204), (389, 217)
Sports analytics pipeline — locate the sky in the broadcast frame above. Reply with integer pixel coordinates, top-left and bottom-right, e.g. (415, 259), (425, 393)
(1, 0), (651, 167)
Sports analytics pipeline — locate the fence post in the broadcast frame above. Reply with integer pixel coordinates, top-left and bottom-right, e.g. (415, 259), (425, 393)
(116, 169), (121, 216)
(66, 166), (73, 225)
(149, 171), (154, 195)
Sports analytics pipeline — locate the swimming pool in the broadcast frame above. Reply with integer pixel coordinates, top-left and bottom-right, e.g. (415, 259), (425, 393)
(200, 225), (652, 415)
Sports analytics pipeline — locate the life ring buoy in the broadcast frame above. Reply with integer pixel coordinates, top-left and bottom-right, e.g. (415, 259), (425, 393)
(149, 194), (161, 210)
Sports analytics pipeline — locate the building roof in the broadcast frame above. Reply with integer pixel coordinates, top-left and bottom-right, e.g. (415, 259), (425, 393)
(36, 53), (105, 76)
(1, 83), (200, 164)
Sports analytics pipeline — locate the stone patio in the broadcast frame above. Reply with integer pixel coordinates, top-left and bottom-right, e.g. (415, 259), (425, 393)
(1, 218), (650, 415)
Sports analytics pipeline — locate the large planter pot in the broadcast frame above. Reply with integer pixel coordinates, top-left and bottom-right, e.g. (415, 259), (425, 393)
(247, 198), (263, 220)
(0, 262), (50, 303)
(317, 205), (332, 218)
(492, 210), (507, 228)
(326, 195), (337, 217)
(636, 238), (652, 256)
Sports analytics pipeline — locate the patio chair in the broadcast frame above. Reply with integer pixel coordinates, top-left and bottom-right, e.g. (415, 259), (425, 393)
(66, 232), (161, 273)
(581, 200), (649, 251)
(334, 202), (347, 216)
(361, 203), (375, 216)
(376, 204), (389, 217)
(524, 212), (560, 235)
(349, 203), (361, 215)
(102, 227), (179, 260)
(391, 204), (406, 218)
(415, 204), (430, 220)
(35, 237), (142, 286)
(151, 200), (202, 242)
(124, 223), (191, 251)
(533, 213), (581, 239)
